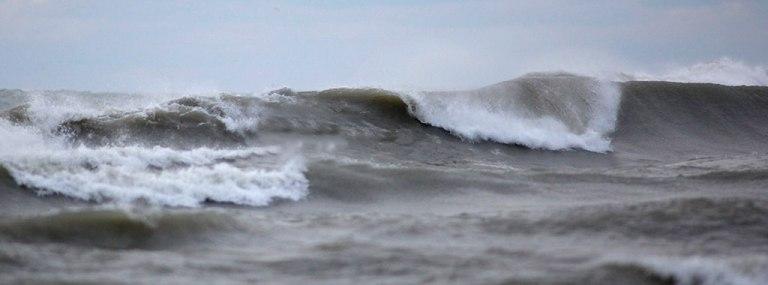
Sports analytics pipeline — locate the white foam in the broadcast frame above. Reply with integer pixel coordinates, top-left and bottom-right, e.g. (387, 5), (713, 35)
(0, 121), (308, 207)
(12, 90), (269, 139)
(171, 96), (262, 134)
(20, 90), (174, 131)
(621, 57), (768, 86)
(402, 74), (621, 152)
(601, 255), (768, 285)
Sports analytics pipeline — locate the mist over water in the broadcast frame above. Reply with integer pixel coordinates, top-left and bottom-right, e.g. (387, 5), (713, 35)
(618, 57), (768, 86)
(1, 63), (768, 284)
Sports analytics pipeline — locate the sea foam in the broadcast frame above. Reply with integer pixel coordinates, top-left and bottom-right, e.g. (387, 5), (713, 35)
(0, 104), (308, 207)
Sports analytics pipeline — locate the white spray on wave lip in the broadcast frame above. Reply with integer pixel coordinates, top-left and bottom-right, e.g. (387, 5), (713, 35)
(0, 92), (310, 208)
(402, 73), (622, 153)
(618, 57), (768, 86)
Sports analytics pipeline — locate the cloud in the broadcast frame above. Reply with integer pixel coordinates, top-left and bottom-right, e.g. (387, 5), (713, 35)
(0, 0), (100, 43)
(0, 0), (766, 91)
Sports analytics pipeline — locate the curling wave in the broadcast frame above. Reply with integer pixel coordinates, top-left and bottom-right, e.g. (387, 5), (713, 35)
(406, 72), (621, 152)
(45, 73), (621, 152)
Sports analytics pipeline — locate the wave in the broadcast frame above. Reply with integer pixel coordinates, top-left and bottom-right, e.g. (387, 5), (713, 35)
(14, 72), (766, 157)
(585, 256), (767, 285)
(2, 72), (768, 206)
(55, 96), (260, 147)
(526, 153), (768, 183)
(5, 73), (620, 152)
(0, 118), (307, 207)
(263, 72), (621, 152)
(0, 164), (15, 189)
(614, 81), (768, 156)
(482, 197), (768, 245)
(405, 73), (621, 152)
(264, 77), (768, 156)
(0, 209), (239, 249)
(1, 145), (308, 207)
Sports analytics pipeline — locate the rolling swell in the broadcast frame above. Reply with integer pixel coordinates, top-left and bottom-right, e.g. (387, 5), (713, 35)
(48, 73), (621, 152)
(254, 88), (421, 140)
(614, 82), (768, 156)
(4, 76), (768, 156)
(258, 77), (768, 156)
(46, 89), (418, 147)
(305, 79), (768, 155)
(2, 74), (768, 207)
(55, 96), (257, 148)
(482, 197), (768, 248)
(0, 210), (239, 249)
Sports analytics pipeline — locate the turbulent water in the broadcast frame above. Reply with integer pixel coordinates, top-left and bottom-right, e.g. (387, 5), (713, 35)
(1, 72), (768, 284)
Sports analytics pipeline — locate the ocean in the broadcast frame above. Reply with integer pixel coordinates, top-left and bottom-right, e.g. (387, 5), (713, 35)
(1, 71), (768, 284)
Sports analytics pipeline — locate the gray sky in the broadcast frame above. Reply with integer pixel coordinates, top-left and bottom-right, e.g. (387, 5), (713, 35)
(1, 0), (766, 92)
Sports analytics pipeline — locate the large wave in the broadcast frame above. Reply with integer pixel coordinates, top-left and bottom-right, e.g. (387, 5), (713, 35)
(405, 73), (621, 152)
(614, 81), (768, 156)
(2, 70), (768, 207)
(0, 118), (308, 207)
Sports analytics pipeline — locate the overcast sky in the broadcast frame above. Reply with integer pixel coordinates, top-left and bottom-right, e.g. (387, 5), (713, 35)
(1, 0), (766, 92)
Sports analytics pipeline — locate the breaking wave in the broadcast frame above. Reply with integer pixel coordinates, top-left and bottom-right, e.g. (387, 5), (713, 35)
(55, 96), (260, 147)
(586, 256), (767, 285)
(3, 145), (308, 207)
(2, 70), (768, 206)
(0, 121), (308, 207)
(406, 72), (621, 152)
(21, 72), (620, 153)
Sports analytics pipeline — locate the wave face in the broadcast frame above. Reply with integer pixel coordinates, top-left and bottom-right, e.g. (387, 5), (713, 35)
(54, 96), (260, 148)
(407, 73), (621, 152)
(0, 210), (238, 249)
(615, 81), (768, 156)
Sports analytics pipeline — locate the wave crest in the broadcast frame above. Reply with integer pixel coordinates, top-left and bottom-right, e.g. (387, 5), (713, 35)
(1, 143), (308, 207)
(620, 57), (768, 86)
(405, 73), (621, 152)
(0, 210), (239, 249)
(586, 256), (766, 285)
